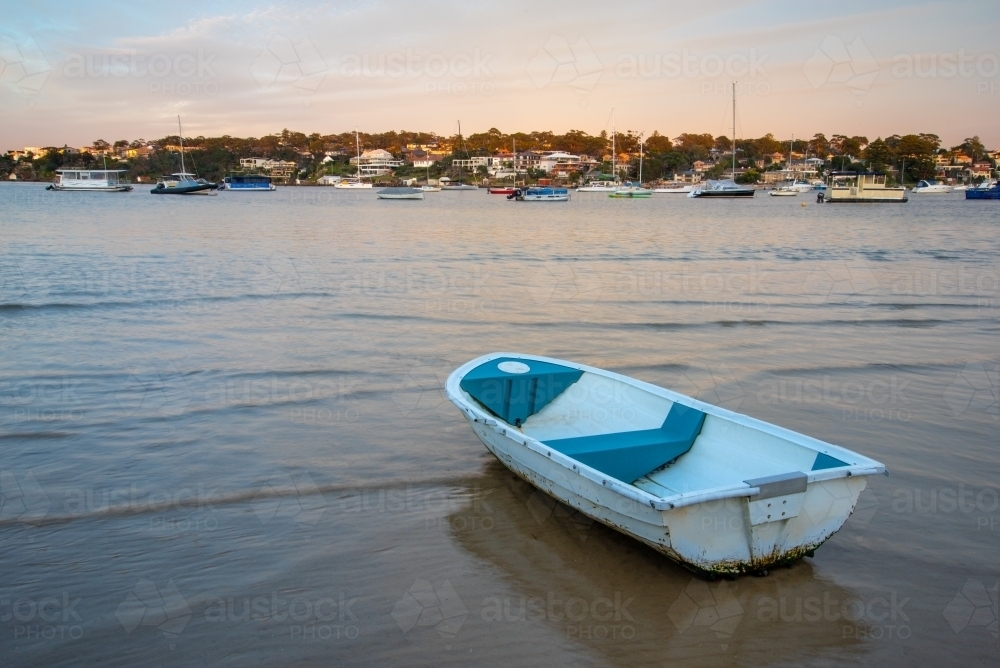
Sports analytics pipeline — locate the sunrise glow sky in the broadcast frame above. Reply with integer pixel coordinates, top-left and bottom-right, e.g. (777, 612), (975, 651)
(1, 0), (997, 149)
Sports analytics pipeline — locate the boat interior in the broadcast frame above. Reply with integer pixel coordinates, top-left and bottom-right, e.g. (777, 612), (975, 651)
(459, 357), (850, 496)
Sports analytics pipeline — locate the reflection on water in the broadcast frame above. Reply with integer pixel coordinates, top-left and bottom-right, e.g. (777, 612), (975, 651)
(449, 460), (883, 666)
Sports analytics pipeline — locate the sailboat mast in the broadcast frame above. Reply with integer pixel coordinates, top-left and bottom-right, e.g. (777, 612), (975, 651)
(512, 137), (516, 184)
(731, 83), (736, 176)
(612, 109), (616, 183)
(639, 133), (643, 183)
(355, 128), (361, 179)
(178, 115), (186, 174)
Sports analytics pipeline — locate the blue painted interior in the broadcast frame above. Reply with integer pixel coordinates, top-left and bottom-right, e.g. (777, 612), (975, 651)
(460, 357), (583, 425)
(543, 403), (707, 483)
(811, 452), (849, 470)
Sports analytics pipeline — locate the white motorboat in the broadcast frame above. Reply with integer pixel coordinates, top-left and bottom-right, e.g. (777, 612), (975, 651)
(653, 184), (694, 194)
(335, 178), (373, 189)
(508, 187), (569, 202)
(441, 182), (478, 190)
(419, 185), (441, 192)
(609, 183), (653, 198)
(576, 181), (619, 192)
(912, 179), (953, 194)
(46, 169), (132, 192)
(376, 187), (424, 200)
(447, 353), (885, 576)
(787, 179), (814, 192)
(769, 187), (798, 196)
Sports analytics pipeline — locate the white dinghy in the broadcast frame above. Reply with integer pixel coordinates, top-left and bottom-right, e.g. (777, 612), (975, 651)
(447, 353), (885, 576)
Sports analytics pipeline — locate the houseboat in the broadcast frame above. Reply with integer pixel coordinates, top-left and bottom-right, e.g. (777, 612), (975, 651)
(820, 172), (907, 203)
(221, 174), (275, 191)
(508, 187), (570, 202)
(46, 169), (133, 192)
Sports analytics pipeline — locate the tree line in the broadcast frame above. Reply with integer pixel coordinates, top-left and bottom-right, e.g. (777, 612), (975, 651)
(1, 127), (992, 184)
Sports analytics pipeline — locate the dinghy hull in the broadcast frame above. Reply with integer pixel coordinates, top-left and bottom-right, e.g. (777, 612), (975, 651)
(447, 353), (883, 576)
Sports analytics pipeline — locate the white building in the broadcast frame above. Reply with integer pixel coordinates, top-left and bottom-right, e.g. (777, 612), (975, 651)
(349, 149), (403, 176)
(538, 152), (582, 174)
(240, 157), (270, 170)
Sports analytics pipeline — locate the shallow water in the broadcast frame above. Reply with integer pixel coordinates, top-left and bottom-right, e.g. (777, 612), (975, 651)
(1, 183), (997, 666)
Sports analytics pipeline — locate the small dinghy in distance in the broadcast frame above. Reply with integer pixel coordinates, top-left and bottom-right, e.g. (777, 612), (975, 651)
(377, 186), (424, 200)
(447, 353), (885, 576)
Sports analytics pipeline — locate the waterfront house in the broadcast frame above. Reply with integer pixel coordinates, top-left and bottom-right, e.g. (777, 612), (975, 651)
(350, 148), (403, 176)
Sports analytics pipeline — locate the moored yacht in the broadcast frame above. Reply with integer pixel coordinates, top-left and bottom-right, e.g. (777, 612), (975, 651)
(46, 169), (132, 192)
(576, 180), (618, 192)
(609, 182), (652, 198)
(689, 84), (754, 199)
(150, 116), (219, 195)
(151, 173), (219, 195)
(334, 178), (373, 189)
(912, 179), (953, 194)
(336, 128), (373, 189)
(653, 183), (694, 194)
(688, 179), (755, 198)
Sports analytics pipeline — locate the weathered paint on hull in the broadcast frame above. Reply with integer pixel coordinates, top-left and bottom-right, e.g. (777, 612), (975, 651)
(465, 415), (867, 576)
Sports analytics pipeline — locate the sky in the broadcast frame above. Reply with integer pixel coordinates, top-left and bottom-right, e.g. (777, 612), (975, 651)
(1, 0), (998, 150)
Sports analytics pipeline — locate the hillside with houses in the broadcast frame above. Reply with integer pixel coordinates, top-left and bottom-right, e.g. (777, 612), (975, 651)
(3, 128), (996, 187)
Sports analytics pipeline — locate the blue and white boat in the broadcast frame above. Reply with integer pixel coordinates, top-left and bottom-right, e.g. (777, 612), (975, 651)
(508, 187), (569, 201)
(964, 181), (1000, 200)
(221, 174), (275, 191)
(447, 353), (885, 576)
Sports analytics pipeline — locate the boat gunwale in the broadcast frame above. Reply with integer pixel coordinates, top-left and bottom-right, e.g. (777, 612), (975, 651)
(446, 352), (885, 511)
